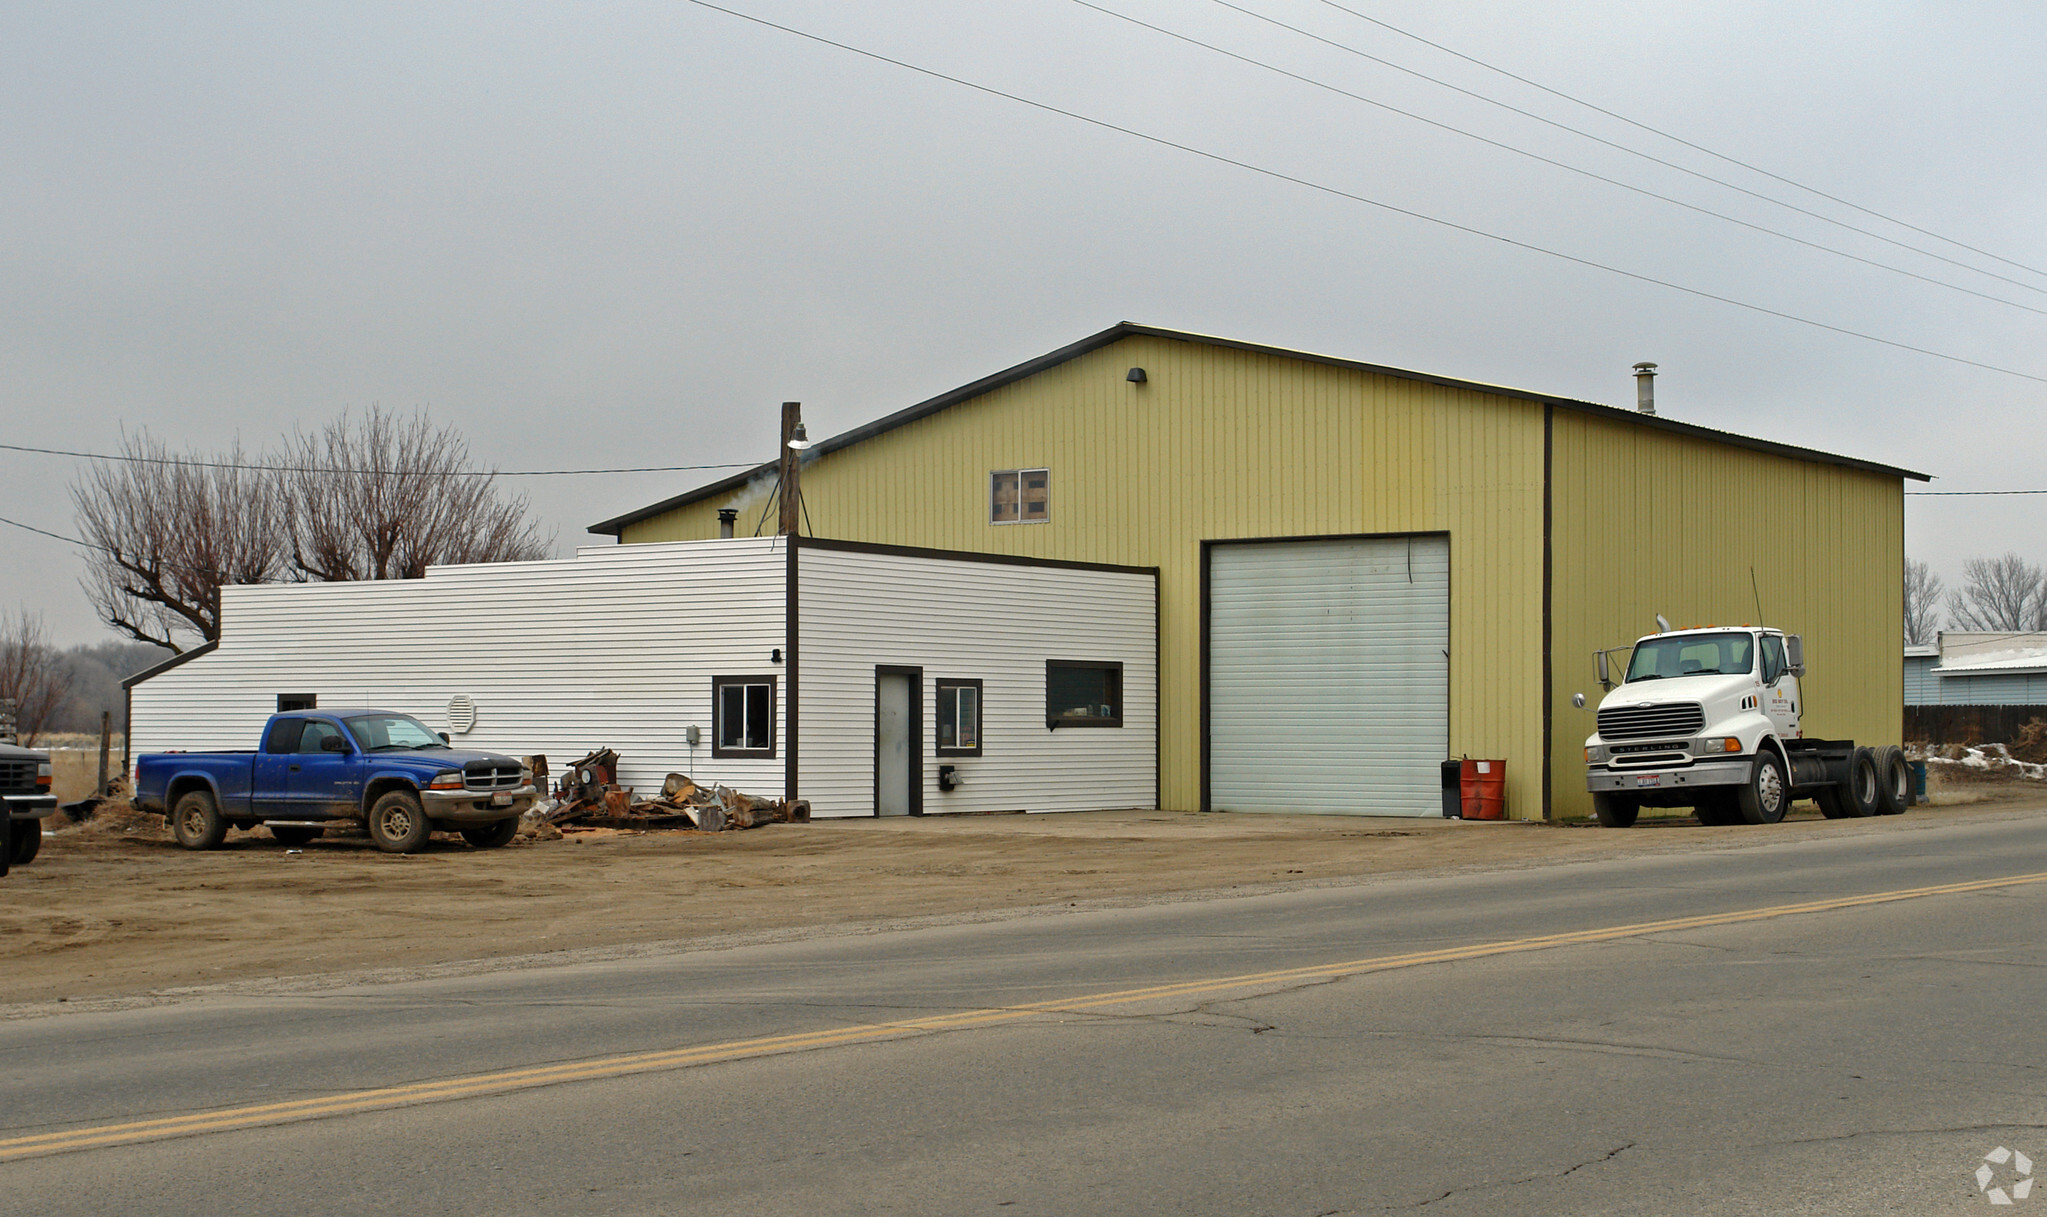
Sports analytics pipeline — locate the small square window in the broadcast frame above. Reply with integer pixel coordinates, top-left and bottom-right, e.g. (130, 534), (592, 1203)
(936, 679), (983, 756)
(712, 676), (777, 757)
(1046, 661), (1122, 728)
(991, 468), (1049, 524)
(277, 694), (317, 712)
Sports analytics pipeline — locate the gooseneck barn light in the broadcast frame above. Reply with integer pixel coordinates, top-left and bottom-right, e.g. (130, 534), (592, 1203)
(787, 424), (813, 451)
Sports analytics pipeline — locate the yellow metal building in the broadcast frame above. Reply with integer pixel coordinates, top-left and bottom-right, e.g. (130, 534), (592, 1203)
(594, 323), (1924, 819)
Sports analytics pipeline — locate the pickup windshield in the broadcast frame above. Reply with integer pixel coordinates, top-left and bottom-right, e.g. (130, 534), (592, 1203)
(343, 713), (448, 752)
(1625, 632), (1754, 682)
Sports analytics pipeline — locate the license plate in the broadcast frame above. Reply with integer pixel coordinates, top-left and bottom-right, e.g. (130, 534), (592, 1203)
(1634, 774), (1663, 788)
(491, 793), (513, 807)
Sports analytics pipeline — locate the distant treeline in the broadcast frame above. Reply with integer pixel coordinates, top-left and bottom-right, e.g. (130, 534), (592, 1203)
(45, 641), (172, 734)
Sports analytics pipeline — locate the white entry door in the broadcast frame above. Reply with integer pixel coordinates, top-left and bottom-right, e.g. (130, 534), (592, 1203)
(874, 667), (921, 816)
(1207, 536), (1450, 816)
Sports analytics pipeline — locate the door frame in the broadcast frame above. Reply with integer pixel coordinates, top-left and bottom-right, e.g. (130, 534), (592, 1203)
(1199, 531), (1452, 814)
(872, 665), (924, 817)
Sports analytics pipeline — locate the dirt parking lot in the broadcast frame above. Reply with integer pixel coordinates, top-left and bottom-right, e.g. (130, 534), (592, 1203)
(4, 771), (2039, 1015)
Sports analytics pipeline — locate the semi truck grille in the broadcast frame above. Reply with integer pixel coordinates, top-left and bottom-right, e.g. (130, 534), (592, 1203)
(463, 762), (523, 791)
(0, 759), (36, 792)
(1598, 702), (1705, 741)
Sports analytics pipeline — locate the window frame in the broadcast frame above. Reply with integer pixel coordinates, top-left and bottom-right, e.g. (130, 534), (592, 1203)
(1044, 660), (1123, 729)
(990, 467), (1050, 525)
(935, 678), (985, 757)
(276, 693), (317, 712)
(711, 675), (779, 758)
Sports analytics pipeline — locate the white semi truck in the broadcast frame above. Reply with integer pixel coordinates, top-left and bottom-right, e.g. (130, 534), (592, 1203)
(1580, 623), (1913, 827)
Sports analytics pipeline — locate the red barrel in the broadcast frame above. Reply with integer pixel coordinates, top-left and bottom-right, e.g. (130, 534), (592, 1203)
(1459, 759), (1506, 820)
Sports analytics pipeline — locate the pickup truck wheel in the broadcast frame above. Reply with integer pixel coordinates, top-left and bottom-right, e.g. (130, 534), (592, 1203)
(171, 790), (229, 850)
(367, 791), (432, 854)
(1735, 752), (1789, 825)
(1591, 793), (1639, 828)
(1875, 745), (1911, 815)
(268, 825), (324, 847)
(460, 818), (519, 849)
(9, 820), (41, 865)
(1842, 747), (1882, 817)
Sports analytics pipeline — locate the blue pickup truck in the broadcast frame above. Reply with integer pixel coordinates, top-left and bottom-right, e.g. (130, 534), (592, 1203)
(134, 710), (537, 854)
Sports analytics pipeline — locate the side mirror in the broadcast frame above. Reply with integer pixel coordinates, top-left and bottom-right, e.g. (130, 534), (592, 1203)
(439, 732), (451, 744)
(1595, 651), (1611, 689)
(1785, 635), (1804, 677)
(321, 734), (349, 753)
(1571, 692), (1586, 709)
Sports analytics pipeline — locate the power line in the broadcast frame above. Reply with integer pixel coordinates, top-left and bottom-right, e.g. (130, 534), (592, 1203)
(1066, 0), (2047, 317)
(681, 0), (2047, 385)
(1907, 489), (2047, 496)
(0, 442), (757, 478)
(1307, 0), (2047, 283)
(1204, 0), (2047, 297)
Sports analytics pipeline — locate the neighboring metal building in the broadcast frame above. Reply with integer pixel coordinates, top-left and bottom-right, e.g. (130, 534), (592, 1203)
(1905, 633), (2047, 705)
(593, 323), (1926, 819)
(126, 537), (1158, 818)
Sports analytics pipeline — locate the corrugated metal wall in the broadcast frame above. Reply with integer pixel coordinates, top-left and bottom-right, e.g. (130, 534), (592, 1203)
(1549, 411), (1905, 817)
(130, 539), (793, 801)
(795, 544), (1156, 816)
(625, 335), (1548, 817)
(1904, 655), (1940, 704)
(1914, 669), (2047, 704)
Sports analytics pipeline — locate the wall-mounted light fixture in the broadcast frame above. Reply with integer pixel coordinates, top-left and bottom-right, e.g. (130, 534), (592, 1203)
(787, 424), (812, 451)
(771, 648), (784, 664)
(1126, 367), (1147, 384)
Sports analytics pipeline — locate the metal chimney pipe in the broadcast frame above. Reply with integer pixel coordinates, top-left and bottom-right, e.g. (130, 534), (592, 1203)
(1633, 362), (1657, 415)
(717, 508), (737, 540)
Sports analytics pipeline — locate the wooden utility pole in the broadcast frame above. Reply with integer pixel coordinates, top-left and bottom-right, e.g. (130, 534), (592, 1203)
(778, 401), (801, 536)
(97, 711), (111, 795)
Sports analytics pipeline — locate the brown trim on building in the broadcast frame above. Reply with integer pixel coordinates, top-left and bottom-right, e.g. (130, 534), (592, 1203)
(1045, 659), (1124, 729)
(933, 678), (985, 757)
(710, 674), (779, 759)
(1542, 405), (1554, 821)
(120, 640), (219, 689)
(785, 542), (799, 802)
(791, 535), (1157, 577)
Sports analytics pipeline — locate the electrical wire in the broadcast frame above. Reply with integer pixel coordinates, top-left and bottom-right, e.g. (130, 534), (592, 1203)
(1205, 0), (2047, 296)
(1907, 489), (2047, 496)
(1305, 0), (2047, 283)
(680, 0), (2047, 385)
(1066, 0), (2047, 317)
(0, 441), (756, 478)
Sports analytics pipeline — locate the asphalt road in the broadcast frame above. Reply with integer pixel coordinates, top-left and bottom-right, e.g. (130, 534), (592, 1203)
(5, 813), (2046, 1215)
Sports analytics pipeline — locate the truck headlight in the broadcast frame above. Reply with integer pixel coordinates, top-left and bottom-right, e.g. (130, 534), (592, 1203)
(428, 771), (465, 791)
(36, 761), (52, 788)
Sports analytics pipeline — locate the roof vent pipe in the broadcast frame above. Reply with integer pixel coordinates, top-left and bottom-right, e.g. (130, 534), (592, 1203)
(1633, 362), (1658, 415)
(717, 508), (737, 540)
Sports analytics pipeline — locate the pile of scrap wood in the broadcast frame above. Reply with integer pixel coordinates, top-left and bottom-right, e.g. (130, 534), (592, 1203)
(542, 749), (810, 831)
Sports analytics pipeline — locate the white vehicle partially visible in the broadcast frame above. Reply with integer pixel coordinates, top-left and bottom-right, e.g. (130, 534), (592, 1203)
(1581, 625), (1911, 827)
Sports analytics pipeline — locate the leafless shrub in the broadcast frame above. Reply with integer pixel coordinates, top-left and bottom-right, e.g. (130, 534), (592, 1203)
(280, 407), (549, 581)
(0, 610), (72, 746)
(72, 432), (286, 651)
(2011, 719), (2047, 765)
(1944, 553), (2047, 633)
(1903, 558), (1943, 646)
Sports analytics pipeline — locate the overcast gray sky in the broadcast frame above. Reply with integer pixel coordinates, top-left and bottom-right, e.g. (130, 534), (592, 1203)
(4, 1), (2043, 647)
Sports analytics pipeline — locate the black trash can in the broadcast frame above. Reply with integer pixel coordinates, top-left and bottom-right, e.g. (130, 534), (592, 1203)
(1441, 760), (1462, 818)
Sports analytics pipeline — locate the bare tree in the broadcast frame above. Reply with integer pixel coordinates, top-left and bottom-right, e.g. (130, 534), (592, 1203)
(1944, 553), (2047, 633)
(0, 611), (72, 746)
(281, 407), (549, 581)
(72, 433), (286, 652)
(1903, 558), (1944, 646)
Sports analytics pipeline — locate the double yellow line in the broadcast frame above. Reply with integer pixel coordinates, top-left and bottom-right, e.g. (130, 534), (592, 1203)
(7, 869), (2045, 1161)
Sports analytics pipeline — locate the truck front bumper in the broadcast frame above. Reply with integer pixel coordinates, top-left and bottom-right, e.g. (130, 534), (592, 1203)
(4, 793), (59, 821)
(420, 784), (538, 823)
(1588, 759), (1754, 794)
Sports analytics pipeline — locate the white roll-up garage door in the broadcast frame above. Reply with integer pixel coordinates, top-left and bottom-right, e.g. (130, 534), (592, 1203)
(1207, 535), (1449, 815)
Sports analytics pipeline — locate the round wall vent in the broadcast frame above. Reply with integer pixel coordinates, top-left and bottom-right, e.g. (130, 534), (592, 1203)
(447, 695), (476, 734)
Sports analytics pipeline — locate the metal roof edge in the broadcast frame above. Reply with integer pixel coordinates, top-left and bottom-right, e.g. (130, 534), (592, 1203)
(587, 322), (1930, 535)
(121, 640), (219, 689)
